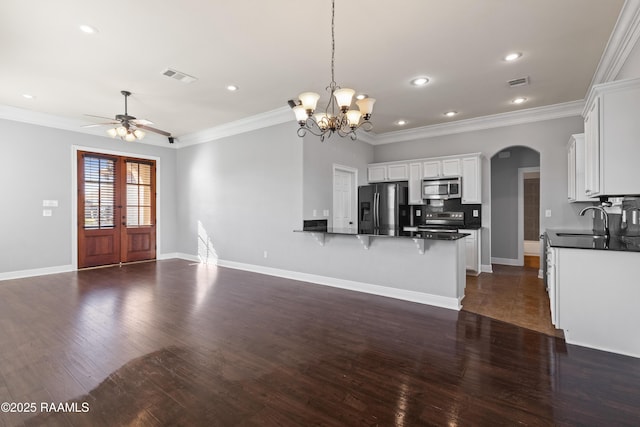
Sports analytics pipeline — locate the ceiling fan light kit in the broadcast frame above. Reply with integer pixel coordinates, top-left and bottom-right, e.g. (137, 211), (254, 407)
(289, 0), (374, 141)
(88, 90), (174, 143)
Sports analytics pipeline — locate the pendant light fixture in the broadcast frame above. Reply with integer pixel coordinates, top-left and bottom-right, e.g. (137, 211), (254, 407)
(288, 0), (375, 141)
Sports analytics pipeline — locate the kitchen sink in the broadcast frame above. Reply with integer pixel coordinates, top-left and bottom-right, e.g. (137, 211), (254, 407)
(555, 232), (608, 239)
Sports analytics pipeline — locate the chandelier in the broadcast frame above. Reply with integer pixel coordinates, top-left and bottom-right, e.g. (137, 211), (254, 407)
(289, 0), (375, 141)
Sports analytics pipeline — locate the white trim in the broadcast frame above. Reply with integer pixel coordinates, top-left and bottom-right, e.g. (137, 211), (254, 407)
(171, 252), (201, 263)
(481, 264), (494, 273)
(215, 259), (462, 311)
(518, 167), (540, 268)
(0, 105), (175, 148)
(371, 100), (584, 145)
(177, 107), (293, 147)
(491, 257), (522, 267)
(538, 269), (544, 279)
(1, 98), (584, 149)
(71, 146), (162, 271)
(589, 0), (640, 86)
(564, 333), (640, 360)
(0, 265), (73, 282)
(332, 164), (358, 229)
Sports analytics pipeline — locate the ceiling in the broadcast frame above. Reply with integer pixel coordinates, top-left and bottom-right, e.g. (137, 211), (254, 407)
(0, 0), (625, 142)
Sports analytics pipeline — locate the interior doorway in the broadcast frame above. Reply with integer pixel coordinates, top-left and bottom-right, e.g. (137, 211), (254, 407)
(332, 164), (357, 229)
(77, 150), (157, 268)
(521, 169), (540, 269)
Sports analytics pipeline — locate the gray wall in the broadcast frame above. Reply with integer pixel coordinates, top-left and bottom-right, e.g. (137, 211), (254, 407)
(490, 146), (539, 260)
(303, 133), (373, 226)
(175, 121), (467, 302)
(372, 116), (593, 266)
(0, 119), (178, 274)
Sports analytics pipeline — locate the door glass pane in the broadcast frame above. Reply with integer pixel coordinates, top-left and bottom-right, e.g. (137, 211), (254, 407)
(83, 156), (115, 229)
(125, 161), (153, 227)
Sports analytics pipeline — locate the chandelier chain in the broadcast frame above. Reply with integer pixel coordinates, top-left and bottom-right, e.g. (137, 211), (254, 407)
(330, 0), (336, 87)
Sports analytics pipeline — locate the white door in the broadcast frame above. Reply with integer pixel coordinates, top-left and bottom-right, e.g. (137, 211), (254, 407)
(333, 167), (356, 229)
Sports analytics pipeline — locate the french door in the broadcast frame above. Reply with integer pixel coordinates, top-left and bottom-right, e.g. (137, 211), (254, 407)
(77, 151), (156, 268)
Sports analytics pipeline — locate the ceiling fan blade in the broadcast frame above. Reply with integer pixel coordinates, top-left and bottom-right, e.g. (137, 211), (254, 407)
(81, 122), (119, 128)
(136, 123), (172, 137)
(84, 113), (117, 121)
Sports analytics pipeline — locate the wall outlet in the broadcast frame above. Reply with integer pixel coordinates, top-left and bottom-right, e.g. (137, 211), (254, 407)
(263, 250), (268, 259)
(313, 209), (317, 217)
(473, 209), (479, 217)
(415, 209), (421, 216)
(545, 209), (552, 218)
(43, 209), (52, 217)
(323, 209), (329, 216)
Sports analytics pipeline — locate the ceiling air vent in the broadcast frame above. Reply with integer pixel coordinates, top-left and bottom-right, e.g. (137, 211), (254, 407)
(162, 68), (198, 84)
(508, 76), (529, 88)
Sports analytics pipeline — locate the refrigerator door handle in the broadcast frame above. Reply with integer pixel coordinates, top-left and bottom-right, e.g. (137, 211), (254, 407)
(374, 192), (379, 229)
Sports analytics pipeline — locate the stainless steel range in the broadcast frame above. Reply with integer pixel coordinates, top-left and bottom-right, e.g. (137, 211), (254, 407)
(417, 211), (465, 233)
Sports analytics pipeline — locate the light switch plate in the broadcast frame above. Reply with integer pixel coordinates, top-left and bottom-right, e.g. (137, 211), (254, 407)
(545, 209), (552, 217)
(43, 200), (58, 207)
(473, 210), (479, 217)
(416, 210), (421, 216)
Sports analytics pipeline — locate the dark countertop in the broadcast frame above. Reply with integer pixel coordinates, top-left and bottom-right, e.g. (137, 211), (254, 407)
(296, 228), (468, 241)
(547, 229), (640, 252)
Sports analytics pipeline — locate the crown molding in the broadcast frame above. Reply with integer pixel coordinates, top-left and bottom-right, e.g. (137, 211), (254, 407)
(589, 0), (640, 86)
(0, 104), (175, 148)
(177, 106), (293, 147)
(370, 100), (585, 145)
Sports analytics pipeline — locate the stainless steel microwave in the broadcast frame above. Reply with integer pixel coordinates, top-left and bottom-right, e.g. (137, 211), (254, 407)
(422, 177), (461, 200)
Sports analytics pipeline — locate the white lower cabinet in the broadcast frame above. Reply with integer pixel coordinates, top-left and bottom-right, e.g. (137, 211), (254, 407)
(551, 246), (640, 358)
(459, 228), (480, 276)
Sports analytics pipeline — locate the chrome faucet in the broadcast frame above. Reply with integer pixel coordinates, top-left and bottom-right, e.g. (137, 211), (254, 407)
(579, 206), (609, 236)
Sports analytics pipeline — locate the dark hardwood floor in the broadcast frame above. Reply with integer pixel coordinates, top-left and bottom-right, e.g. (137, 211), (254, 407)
(463, 264), (564, 338)
(0, 259), (639, 426)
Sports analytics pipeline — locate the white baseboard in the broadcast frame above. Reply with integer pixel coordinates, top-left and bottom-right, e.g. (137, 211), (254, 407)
(491, 257), (523, 266)
(216, 259), (461, 311)
(0, 264), (73, 282)
(481, 264), (493, 273)
(169, 252), (201, 263)
(564, 332), (640, 359)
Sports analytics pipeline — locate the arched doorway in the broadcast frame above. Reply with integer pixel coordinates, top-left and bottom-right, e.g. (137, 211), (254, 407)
(490, 146), (541, 266)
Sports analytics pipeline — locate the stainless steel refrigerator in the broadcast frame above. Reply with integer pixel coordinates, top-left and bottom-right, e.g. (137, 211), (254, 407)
(358, 182), (409, 235)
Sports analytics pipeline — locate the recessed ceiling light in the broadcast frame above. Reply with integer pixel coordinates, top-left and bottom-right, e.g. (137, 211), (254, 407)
(226, 85), (239, 91)
(504, 52), (522, 62)
(22, 94), (35, 99)
(356, 94), (368, 100)
(79, 24), (98, 34)
(512, 97), (527, 104)
(396, 120), (408, 126)
(444, 111), (457, 117)
(410, 77), (430, 86)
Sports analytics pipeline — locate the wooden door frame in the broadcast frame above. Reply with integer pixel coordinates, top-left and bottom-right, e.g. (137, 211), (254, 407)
(71, 145), (162, 270)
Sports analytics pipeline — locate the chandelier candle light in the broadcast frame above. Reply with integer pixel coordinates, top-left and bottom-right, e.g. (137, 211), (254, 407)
(289, 0), (375, 141)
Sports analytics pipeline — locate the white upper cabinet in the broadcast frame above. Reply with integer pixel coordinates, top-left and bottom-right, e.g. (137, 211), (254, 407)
(422, 157), (461, 179)
(367, 165), (387, 182)
(422, 160), (441, 178)
(408, 162), (423, 205)
(461, 155), (481, 204)
(583, 78), (640, 197)
(368, 153), (482, 205)
(567, 134), (592, 202)
(367, 162), (408, 183)
(387, 163), (409, 181)
(441, 158), (461, 177)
